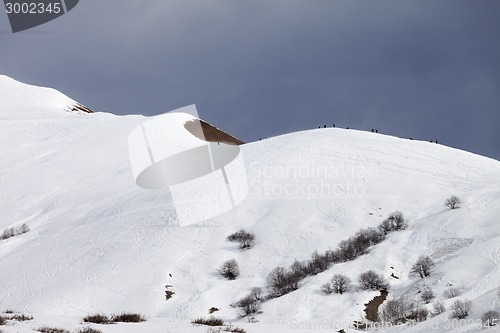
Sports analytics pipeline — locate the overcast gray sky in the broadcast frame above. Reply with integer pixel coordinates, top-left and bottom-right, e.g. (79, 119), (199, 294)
(1, 0), (499, 160)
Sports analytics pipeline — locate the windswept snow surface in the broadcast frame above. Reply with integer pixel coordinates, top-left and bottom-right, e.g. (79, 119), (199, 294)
(1, 76), (500, 332)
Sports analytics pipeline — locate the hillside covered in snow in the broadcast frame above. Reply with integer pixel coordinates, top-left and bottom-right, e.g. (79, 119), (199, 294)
(0, 76), (499, 333)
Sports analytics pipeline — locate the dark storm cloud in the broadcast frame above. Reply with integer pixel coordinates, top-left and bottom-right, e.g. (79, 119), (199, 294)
(1, 0), (499, 160)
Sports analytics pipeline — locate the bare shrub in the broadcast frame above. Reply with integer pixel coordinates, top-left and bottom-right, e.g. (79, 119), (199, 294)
(411, 306), (429, 322)
(83, 314), (111, 324)
(77, 328), (102, 333)
(227, 230), (255, 250)
(336, 229), (383, 262)
(223, 324), (247, 333)
(450, 299), (472, 319)
(219, 259), (240, 280)
(0, 316), (4, 325)
(358, 270), (389, 291)
(321, 282), (334, 294)
(19, 223), (29, 234)
(0, 224), (30, 240)
(445, 196), (461, 209)
(238, 295), (261, 317)
(2, 228), (14, 240)
(207, 325), (246, 333)
(9, 313), (33, 321)
(410, 256), (435, 279)
(36, 327), (70, 333)
(482, 310), (499, 327)
(82, 313), (145, 325)
(431, 301), (446, 317)
(303, 226), (387, 271)
(227, 230), (247, 242)
(207, 329), (221, 333)
(420, 288), (435, 304)
(443, 287), (461, 299)
(379, 297), (428, 324)
(322, 274), (351, 294)
(379, 297), (412, 324)
(192, 316), (225, 326)
(379, 212), (407, 234)
(111, 313), (145, 323)
(248, 287), (263, 302)
(235, 288), (263, 317)
(266, 266), (300, 297)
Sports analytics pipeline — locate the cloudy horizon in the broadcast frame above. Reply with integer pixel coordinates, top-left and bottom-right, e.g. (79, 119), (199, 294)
(1, 0), (499, 160)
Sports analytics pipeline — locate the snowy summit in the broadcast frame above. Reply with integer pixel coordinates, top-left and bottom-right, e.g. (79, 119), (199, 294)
(0, 76), (499, 333)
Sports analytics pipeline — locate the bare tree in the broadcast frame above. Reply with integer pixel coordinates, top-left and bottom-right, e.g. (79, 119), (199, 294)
(410, 256), (435, 279)
(227, 230), (255, 250)
(289, 259), (308, 280)
(219, 259), (240, 280)
(322, 274), (352, 294)
(266, 266), (300, 297)
(235, 288), (263, 317)
(420, 288), (435, 304)
(307, 251), (329, 275)
(324, 248), (341, 264)
(358, 270), (389, 291)
(267, 266), (287, 297)
(450, 299), (472, 319)
(445, 196), (461, 210)
(379, 212), (407, 234)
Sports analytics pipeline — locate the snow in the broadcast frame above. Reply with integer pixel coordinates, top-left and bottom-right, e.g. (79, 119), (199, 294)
(0, 75), (79, 120)
(1, 76), (500, 332)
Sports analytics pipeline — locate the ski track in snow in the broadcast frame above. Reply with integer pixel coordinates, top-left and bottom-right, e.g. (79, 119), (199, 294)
(472, 242), (500, 296)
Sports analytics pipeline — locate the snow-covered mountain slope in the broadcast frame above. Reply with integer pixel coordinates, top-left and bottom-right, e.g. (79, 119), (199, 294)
(0, 75), (92, 120)
(0, 76), (499, 333)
